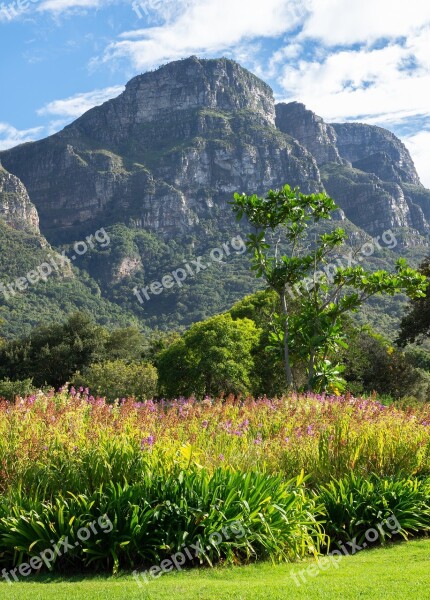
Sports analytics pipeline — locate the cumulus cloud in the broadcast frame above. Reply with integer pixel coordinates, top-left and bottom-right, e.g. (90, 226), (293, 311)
(0, 123), (43, 151)
(302, 0), (430, 46)
(278, 39), (430, 123)
(0, 84), (124, 151)
(99, 0), (306, 71)
(404, 130), (430, 188)
(275, 20), (430, 185)
(3, 0), (428, 185)
(37, 85), (125, 118)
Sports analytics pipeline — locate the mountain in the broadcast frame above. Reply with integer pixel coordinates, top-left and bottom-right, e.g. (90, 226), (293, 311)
(0, 56), (428, 338)
(0, 57), (322, 241)
(275, 102), (430, 242)
(0, 165), (138, 338)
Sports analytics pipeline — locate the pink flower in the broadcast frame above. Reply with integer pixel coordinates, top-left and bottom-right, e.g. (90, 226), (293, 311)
(141, 436), (155, 449)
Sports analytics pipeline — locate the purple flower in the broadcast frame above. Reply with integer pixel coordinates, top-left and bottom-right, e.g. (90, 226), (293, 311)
(141, 436), (155, 449)
(202, 420), (209, 429)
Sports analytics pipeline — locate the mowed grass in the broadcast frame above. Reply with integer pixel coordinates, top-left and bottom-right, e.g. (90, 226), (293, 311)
(1, 539), (429, 600)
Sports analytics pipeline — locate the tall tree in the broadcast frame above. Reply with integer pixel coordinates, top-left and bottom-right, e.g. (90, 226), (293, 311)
(397, 257), (430, 347)
(232, 185), (427, 391)
(157, 314), (260, 397)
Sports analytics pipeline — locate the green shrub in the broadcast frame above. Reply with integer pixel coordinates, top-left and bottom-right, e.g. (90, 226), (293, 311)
(157, 314), (260, 397)
(341, 325), (426, 399)
(317, 473), (430, 549)
(73, 359), (158, 401)
(0, 378), (34, 401)
(0, 469), (325, 573)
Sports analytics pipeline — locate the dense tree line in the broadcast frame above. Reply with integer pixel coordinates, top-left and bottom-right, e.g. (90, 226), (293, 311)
(0, 298), (429, 401)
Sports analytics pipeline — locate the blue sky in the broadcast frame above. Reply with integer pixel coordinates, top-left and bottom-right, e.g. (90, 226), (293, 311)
(1, 0), (430, 185)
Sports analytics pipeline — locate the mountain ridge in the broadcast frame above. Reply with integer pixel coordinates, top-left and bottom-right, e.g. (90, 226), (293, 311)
(0, 56), (428, 337)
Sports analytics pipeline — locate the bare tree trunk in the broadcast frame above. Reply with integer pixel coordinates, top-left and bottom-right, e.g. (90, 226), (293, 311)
(307, 350), (315, 391)
(281, 292), (295, 389)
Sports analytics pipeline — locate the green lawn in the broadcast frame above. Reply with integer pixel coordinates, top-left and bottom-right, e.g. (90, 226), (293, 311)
(1, 539), (429, 600)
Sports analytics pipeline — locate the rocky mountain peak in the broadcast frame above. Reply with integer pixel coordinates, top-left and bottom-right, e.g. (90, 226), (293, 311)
(125, 56), (275, 122)
(0, 57), (429, 244)
(65, 57), (276, 144)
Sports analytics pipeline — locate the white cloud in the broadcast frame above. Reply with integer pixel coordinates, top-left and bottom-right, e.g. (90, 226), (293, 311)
(37, 85), (125, 118)
(38, 0), (104, 13)
(302, 0), (430, 46)
(278, 32), (430, 123)
(99, 0), (306, 71)
(0, 85), (124, 152)
(276, 32), (430, 188)
(128, 0), (194, 24)
(0, 123), (43, 151)
(404, 130), (430, 188)
(0, 0), (108, 21)
(0, 0), (37, 22)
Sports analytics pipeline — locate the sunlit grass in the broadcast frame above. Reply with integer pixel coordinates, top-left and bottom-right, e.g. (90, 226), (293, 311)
(0, 538), (428, 600)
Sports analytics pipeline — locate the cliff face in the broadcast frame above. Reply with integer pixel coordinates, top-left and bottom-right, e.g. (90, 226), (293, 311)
(276, 102), (344, 166)
(0, 57), (322, 239)
(275, 102), (429, 238)
(68, 56), (277, 141)
(0, 165), (40, 234)
(331, 122), (421, 185)
(0, 56), (428, 244)
(0, 56), (428, 336)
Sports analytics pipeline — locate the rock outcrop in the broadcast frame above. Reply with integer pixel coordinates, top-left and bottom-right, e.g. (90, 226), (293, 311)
(274, 101), (428, 238)
(0, 164), (40, 234)
(276, 102), (344, 166)
(331, 122), (421, 185)
(0, 57), (322, 239)
(0, 56), (428, 243)
(1, 56), (429, 337)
